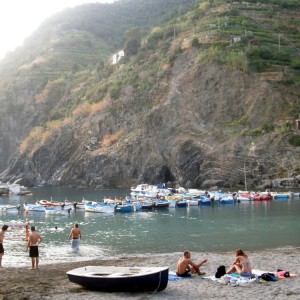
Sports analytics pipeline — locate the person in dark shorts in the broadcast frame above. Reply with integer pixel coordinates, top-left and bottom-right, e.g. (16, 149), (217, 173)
(26, 226), (43, 270)
(0, 225), (9, 267)
(177, 250), (208, 277)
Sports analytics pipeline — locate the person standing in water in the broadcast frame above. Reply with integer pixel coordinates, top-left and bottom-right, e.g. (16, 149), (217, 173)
(68, 223), (81, 252)
(26, 226), (43, 270)
(0, 225), (9, 267)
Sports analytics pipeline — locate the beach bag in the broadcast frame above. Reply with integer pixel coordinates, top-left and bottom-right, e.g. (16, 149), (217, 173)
(215, 265), (226, 278)
(277, 269), (290, 278)
(260, 272), (277, 281)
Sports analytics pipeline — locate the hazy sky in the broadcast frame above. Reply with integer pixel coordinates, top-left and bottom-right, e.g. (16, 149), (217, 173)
(0, 0), (117, 60)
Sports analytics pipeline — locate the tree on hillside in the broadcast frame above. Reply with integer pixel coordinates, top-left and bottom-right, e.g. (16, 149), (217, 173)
(124, 27), (142, 56)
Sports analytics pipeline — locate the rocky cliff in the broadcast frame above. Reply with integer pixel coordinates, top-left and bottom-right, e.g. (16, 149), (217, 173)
(0, 0), (300, 189)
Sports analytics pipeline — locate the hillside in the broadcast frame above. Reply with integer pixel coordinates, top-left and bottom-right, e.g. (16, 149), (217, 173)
(0, 0), (300, 189)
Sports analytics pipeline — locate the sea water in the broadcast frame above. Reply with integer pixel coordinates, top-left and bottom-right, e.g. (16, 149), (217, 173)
(0, 187), (300, 267)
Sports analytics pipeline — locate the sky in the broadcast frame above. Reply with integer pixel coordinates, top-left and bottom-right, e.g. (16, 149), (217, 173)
(0, 0), (117, 60)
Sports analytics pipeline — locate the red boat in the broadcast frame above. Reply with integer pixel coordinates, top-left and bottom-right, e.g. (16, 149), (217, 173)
(37, 199), (63, 207)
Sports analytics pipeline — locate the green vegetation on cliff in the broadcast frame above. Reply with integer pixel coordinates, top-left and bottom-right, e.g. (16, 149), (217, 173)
(0, 0), (299, 188)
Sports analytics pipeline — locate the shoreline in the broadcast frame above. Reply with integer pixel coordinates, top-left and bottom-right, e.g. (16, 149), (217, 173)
(1, 248), (299, 299)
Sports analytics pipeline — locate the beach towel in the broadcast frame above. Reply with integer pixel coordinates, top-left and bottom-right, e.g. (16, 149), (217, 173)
(204, 269), (298, 287)
(168, 271), (193, 281)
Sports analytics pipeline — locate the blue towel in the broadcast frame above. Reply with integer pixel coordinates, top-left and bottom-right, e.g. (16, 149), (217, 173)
(168, 274), (192, 281)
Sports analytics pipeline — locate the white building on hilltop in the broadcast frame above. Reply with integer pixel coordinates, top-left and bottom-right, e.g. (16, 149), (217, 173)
(112, 50), (125, 64)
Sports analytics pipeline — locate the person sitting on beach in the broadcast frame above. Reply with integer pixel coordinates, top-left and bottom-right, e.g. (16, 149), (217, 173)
(226, 249), (252, 277)
(68, 223), (81, 252)
(176, 250), (208, 277)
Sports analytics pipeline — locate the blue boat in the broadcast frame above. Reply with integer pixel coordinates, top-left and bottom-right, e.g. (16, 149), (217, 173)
(153, 199), (170, 208)
(220, 195), (234, 204)
(140, 199), (153, 209)
(176, 200), (187, 208)
(199, 196), (212, 206)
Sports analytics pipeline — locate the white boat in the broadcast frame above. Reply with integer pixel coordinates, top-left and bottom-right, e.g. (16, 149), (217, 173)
(66, 266), (169, 292)
(130, 183), (171, 198)
(64, 200), (85, 209)
(45, 207), (72, 216)
(0, 204), (21, 212)
(236, 195), (251, 202)
(24, 203), (46, 212)
(84, 201), (115, 213)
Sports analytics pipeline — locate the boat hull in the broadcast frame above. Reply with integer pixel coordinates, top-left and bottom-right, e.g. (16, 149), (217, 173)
(67, 266), (169, 292)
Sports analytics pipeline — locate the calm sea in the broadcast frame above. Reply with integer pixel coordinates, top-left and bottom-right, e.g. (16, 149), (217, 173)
(1, 187), (300, 267)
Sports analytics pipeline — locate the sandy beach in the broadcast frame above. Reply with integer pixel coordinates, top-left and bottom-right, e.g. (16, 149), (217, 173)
(1, 248), (299, 300)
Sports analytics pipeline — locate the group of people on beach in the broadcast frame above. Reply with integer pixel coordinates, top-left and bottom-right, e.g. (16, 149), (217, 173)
(2, 222), (251, 276)
(0, 223), (82, 269)
(176, 249), (252, 278)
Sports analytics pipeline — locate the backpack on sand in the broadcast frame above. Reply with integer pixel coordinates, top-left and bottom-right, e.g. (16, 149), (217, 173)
(215, 265), (226, 278)
(259, 272), (277, 281)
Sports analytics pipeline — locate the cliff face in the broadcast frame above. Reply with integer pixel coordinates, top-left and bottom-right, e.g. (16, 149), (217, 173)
(1, 1), (300, 189)
(2, 49), (299, 189)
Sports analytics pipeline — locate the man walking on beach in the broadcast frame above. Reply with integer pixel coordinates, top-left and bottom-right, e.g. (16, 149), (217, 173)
(177, 250), (207, 277)
(26, 226), (43, 270)
(0, 225), (9, 267)
(68, 223), (81, 252)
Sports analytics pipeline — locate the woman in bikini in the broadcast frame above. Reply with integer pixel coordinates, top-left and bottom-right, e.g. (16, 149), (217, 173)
(226, 249), (252, 277)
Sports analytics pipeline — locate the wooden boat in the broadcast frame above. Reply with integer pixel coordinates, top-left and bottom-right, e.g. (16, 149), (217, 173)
(45, 207), (71, 216)
(0, 204), (20, 212)
(37, 199), (63, 207)
(139, 199), (153, 209)
(200, 196), (212, 205)
(24, 203), (46, 212)
(220, 195), (235, 204)
(66, 266), (169, 292)
(84, 202), (115, 213)
(64, 200), (85, 209)
(176, 200), (187, 208)
(153, 199), (170, 208)
(271, 192), (289, 200)
(114, 203), (135, 213)
(115, 202), (142, 212)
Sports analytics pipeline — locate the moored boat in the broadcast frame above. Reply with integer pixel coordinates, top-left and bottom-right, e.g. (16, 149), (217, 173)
(199, 196), (212, 205)
(0, 204), (21, 212)
(24, 203), (46, 212)
(45, 207), (71, 216)
(66, 266), (169, 292)
(139, 199), (153, 209)
(176, 200), (187, 208)
(220, 195), (234, 204)
(153, 199), (170, 208)
(37, 199), (63, 207)
(84, 201), (115, 213)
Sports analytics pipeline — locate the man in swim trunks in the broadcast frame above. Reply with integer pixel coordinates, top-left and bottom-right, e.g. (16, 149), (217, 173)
(68, 223), (81, 252)
(0, 225), (9, 267)
(177, 250), (208, 277)
(226, 249), (252, 277)
(26, 226), (43, 270)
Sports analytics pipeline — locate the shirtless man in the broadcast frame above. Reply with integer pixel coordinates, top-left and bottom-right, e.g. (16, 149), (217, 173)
(26, 226), (43, 270)
(0, 225), (9, 267)
(177, 250), (208, 277)
(68, 223), (81, 252)
(226, 249), (252, 276)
